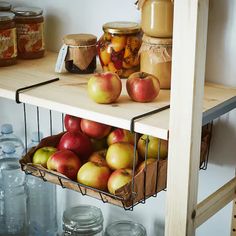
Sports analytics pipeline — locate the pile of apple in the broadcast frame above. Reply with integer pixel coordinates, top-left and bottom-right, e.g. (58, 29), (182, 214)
(32, 114), (168, 196)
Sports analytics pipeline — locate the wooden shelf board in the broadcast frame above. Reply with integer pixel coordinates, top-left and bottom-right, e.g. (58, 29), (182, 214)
(0, 51), (235, 140)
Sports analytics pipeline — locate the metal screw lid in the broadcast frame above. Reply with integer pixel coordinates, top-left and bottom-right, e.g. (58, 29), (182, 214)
(0, 11), (15, 21)
(12, 6), (43, 16)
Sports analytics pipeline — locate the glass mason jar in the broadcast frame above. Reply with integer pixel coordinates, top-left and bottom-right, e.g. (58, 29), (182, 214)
(97, 21), (142, 78)
(141, 0), (174, 38)
(140, 35), (172, 89)
(62, 205), (104, 236)
(0, 12), (17, 67)
(12, 7), (45, 59)
(0, 2), (11, 11)
(105, 221), (147, 236)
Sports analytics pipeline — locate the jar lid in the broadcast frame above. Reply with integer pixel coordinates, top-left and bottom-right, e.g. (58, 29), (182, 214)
(63, 205), (103, 235)
(63, 34), (97, 46)
(0, 12), (15, 21)
(105, 221), (147, 236)
(12, 6), (43, 16)
(103, 21), (141, 34)
(142, 34), (172, 45)
(0, 1), (11, 11)
(2, 143), (15, 154)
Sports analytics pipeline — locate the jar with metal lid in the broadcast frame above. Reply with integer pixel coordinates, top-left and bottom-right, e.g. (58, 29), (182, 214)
(12, 6), (45, 59)
(138, 0), (174, 38)
(62, 205), (104, 236)
(0, 12), (17, 67)
(0, 2), (11, 11)
(97, 21), (142, 78)
(140, 35), (172, 89)
(64, 34), (97, 74)
(105, 221), (147, 236)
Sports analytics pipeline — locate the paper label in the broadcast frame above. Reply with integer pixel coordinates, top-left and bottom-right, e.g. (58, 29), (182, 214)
(55, 44), (69, 73)
(0, 28), (17, 59)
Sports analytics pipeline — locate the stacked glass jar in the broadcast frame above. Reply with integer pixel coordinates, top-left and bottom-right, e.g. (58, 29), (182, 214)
(138, 0), (173, 89)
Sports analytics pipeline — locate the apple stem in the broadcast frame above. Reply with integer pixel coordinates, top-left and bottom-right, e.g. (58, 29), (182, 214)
(140, 72), (146, 79)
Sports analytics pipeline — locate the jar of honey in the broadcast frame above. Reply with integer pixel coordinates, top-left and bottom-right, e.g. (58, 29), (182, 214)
(97, 21), (142, 78)
(140, 35), (172, 89)
(140, 0), (174, 38)
(0, 12), (17, 67)
(12, 7), (45, 59)
(0, 2), (11, 11)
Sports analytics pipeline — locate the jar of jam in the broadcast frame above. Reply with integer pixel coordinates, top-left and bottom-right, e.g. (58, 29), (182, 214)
(12, 7), (45, 59)
(63, 34), (97, 74)
(97, 21), (142, 78)
(140, 35), (172, 89)
(139, 0), (174, 38)
(0, 12), (17, 67)
(0, 2), (11, 11)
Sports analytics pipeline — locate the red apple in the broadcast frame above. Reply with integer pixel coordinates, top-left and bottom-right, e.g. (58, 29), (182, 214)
(106, 143), (138, 170)
(88, 149), (108, 166)
(58, 131), (93, 159)
(47, 150), (81, 180)
(87, 72), (122, 104)
(77, 161), (111, 190)
(107, 128), (135, 146)
(90, 137), (108, 151)
(32, 146), (57, 168)
(126, 72), (160, 102)
(137, 135), (168, 160)
(107, 168), (132, 194)
(136, 158), (157, 173)
(81, 119), (111, 139)
(64, 114), (81, 133)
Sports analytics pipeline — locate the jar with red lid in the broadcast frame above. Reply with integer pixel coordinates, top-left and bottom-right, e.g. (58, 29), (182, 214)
(0, 12), (17, 67)
(12, 7), (45, 59)
(0, 2), (11, 11)
(97, 21), (142, 78)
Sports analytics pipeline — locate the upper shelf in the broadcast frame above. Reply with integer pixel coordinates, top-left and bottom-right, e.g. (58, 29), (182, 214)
(0, 52), (236, 140)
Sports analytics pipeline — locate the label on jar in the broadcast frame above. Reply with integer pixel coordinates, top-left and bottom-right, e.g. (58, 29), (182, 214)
(55, 44), (69, 73)
(16, 22), (45, 53)
(0, 28), (17, 59)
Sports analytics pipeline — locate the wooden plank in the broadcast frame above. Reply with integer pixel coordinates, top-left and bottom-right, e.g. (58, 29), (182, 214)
(231, 199), (236, 236)
(194, 177), (236, 228)
(165, 1), (209, 236)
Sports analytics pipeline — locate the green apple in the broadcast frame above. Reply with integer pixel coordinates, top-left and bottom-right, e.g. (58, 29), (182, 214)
(32, 146), (57, 168)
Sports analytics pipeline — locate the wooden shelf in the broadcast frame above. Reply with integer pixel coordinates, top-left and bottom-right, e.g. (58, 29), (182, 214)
(0, 51), (236, 140)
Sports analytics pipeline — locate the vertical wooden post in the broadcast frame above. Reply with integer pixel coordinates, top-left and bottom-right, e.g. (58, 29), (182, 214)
(165, 1), (209, 236)
(231, 201), (236, 235)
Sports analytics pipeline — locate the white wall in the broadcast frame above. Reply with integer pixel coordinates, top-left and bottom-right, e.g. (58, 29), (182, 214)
(0, 0), (236, 235)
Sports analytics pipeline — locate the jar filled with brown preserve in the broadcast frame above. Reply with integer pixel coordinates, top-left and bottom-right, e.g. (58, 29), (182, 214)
(12, 7), (45, 59)
(0, 12), (17, 67)
(0, 2), (11, 11)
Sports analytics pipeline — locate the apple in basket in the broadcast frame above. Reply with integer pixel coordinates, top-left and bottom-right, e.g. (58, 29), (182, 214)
(47, 150), (81, 180)
(87, 72), (122, 104)
(107, 128), (135, 146)
(88, 149), (108, 167)
(64, 114), (81, 133)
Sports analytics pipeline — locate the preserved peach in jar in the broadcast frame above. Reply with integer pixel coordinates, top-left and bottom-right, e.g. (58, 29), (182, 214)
(97, 22), (142, 78)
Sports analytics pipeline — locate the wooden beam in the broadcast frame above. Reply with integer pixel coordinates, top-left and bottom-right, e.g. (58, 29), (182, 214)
(165, 1), (209, 236)
(194, 177), (236, 228)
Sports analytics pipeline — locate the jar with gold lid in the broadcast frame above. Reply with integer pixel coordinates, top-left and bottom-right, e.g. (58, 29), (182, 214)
(140, 35), (172, 89)
(0, 2), (11, 11)
(0, 12), (17, 67)
(97, 21), (142, 78)
(12, 6), (45, 59)
(139, 0), (174, 38)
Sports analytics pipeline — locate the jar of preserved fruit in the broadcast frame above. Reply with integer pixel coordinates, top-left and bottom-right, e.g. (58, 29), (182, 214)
(0, 2), (11, 11)
(12, 7), (45, 59)
(105, 221), (147, 236)
(139, 0), (174, 38)
(62, 205), (104, 236)
(140, 35), (172, 89)
(97, 21), (141, 78)
(63, 34), (97, 74)
(0, 12), (17, 67)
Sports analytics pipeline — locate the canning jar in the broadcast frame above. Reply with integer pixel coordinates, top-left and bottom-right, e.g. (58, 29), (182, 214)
(0, 2), (11, 11)
(0, 12), (17, 67)
(64, 34), (97, 74)
(105, 221), (147, 236)
(140, 0), (174, 37)
(12, 7), (45, 59)
(140, 35), (172, 89)
(62, 205), (104, 236)
(97, 21), (141, 78)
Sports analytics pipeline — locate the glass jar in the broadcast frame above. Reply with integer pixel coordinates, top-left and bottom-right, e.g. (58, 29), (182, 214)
(64, 34), (97, 74)
(140, 35), (172, 89)
(105, 221), (147, 236)
(141, 0), (174, 37)
(0, 12), (17, 67)
(0, 2), (11, 11)
(62, 205), (104, 236)
(97, 21), (142, 78)
(12, 7), (45, 59)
